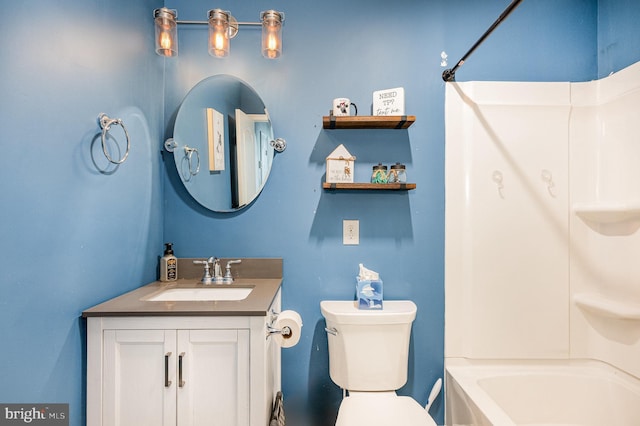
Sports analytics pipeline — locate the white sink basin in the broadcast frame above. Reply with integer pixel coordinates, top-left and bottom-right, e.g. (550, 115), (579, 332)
(146, 287), (254, 302)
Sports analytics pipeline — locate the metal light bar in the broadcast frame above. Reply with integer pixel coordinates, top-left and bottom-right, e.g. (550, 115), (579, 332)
(154, 7), (284, 59)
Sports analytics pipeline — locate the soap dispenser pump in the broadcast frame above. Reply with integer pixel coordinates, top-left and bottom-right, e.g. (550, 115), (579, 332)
(160, 243), (177, 282)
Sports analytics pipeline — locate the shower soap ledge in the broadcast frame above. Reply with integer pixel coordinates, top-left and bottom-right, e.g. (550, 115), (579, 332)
(573, 203), (640, 224)
(574, 293), (640, 321)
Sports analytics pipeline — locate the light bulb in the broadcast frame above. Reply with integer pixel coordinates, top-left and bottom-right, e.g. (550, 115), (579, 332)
(160, 32), (172, 51)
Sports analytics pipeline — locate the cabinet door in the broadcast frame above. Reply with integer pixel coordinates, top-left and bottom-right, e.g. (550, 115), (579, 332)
(177, 329), (250, 426)
(103, 329), (177, 426)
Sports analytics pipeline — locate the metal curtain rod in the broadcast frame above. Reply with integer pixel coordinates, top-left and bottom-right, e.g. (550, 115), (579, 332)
(442, 0), (524, 82)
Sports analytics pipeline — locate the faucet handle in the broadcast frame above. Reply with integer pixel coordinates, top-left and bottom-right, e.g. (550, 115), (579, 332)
(193, 259), (213, 285)
(223, 259), (242, 284)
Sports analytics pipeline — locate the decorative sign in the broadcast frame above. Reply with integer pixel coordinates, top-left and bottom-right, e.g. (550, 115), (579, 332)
(326, 144), (356, 183)
(372, 87), (405, 116)
(206, 108), (225, 171)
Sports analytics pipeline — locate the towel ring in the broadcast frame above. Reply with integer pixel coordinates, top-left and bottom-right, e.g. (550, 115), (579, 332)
(184, 146), (200, 176)
(98, 113), (130, 164)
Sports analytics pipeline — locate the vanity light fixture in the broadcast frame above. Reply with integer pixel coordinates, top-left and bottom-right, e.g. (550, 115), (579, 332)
(261, 10), (284, 59)
(153, 7), (285, 59)
(154, 8), (178, 57)
(208, 9), (231, 58)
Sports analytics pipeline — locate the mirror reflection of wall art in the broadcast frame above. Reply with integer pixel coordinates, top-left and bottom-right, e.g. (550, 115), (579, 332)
(206, 107), (225, 171)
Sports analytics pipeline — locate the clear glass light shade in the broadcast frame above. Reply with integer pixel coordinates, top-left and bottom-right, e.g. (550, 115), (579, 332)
(154, 8), (178, 57)
(208, 9), (230, 58)
(261, 10), (283, 59)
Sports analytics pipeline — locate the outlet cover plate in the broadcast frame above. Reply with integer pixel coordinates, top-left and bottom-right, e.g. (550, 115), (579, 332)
(343, 220), (359, 245)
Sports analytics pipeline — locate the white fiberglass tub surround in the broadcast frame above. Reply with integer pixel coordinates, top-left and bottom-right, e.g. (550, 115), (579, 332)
(445, 61), (640, 426)
(446, 360), (640, 426)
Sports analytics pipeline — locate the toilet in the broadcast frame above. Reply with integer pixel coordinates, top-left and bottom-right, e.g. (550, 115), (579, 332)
(320, 300), (437, 426)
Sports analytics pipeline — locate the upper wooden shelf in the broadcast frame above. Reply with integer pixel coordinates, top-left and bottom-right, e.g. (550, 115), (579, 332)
(322, 115), (416, 129)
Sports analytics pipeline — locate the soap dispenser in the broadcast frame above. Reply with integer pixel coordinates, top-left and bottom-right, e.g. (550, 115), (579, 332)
(160, 243), (178, 282)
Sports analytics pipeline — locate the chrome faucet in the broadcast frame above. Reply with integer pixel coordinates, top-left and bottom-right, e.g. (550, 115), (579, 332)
(212, 258), (223, 283)
(193, 257), (223, 285)
(223, 259), (242, 284)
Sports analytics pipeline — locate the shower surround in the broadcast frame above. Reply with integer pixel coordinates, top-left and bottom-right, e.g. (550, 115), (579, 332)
(444, 61), (640, 423)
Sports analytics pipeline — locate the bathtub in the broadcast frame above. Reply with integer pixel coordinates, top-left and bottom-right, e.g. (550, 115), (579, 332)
(445, 359), (640, 425)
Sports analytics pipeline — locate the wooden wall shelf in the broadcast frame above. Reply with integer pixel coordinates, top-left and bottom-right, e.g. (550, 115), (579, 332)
(322, 115), (416, 129)
(323, 182), (416, 191)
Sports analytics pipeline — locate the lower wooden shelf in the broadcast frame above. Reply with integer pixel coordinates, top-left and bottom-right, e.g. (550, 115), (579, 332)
(323, 182), (416, 190)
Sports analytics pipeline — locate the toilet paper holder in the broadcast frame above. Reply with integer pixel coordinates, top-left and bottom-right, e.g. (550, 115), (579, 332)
(266, 324), (292, 338)
(266, 310), (292, 339)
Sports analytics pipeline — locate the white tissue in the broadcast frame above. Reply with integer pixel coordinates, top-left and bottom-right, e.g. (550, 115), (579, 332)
(358, 263), (379, 281)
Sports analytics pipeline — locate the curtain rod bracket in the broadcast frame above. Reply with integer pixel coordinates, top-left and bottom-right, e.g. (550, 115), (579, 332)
(442, 69), (456, 82)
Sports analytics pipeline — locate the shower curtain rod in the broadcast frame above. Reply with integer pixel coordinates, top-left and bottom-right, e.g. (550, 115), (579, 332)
(442, 0), (524, 82)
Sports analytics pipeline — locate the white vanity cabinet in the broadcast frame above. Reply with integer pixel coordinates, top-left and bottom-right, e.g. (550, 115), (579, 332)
(86, 291), (281, 426)
(102, 328), (249, 425)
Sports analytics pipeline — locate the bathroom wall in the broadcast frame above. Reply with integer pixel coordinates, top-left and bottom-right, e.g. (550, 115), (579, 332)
(0, 0), (164, 424)
(597, 0), (640, 78)
(444, 58), (640, 383)
(161, 0), (596, 424)
(4, 1), (637, 425)
(570, 61), (640, 378)
(445, 82), (572, 359)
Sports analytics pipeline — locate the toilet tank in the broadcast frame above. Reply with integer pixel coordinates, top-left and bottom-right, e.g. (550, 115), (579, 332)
(320, 300), (417, 391)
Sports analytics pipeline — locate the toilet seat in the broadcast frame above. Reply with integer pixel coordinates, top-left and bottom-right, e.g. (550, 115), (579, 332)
(335, 392), (437, 426)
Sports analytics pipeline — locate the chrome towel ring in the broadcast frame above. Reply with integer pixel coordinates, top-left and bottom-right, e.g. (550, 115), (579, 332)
(164, 139), (200, 179)
(184, 146), (200, 176)
(98, 113), (130, 164)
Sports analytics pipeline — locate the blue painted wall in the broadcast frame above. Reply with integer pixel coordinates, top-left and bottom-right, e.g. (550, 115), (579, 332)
(0, 1), (164, 424)
(597, 0), (640, 78)
(1, 0), (638, 425)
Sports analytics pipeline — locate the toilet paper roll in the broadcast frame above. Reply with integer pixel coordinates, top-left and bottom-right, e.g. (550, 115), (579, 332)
(272, 310), (303, 348)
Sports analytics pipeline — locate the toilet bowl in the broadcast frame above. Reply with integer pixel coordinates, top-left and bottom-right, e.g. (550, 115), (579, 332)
(320, 300), (436, 426)
(336, 391), (436, 426)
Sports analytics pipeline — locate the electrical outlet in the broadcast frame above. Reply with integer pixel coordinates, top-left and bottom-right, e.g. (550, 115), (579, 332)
(343, 220), (359, 245)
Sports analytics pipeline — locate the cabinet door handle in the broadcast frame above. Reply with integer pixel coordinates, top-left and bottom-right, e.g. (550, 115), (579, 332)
(164, 352), (172, 388)
(178, 352), (186, 387)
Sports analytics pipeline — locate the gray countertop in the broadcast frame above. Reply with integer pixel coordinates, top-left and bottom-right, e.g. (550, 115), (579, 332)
(82, 258), (282, 318)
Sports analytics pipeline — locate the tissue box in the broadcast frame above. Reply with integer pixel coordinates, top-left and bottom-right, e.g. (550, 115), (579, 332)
(356, 279), (383, 310)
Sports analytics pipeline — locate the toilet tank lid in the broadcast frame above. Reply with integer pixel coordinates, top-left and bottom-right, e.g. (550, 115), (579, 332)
(320, 300), (417, 325)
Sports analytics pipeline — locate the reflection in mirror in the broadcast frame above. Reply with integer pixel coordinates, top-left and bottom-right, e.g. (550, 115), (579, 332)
(170, 75), (275, 212)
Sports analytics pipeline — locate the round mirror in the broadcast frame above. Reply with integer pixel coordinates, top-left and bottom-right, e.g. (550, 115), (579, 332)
(169, 75), (275, 212)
